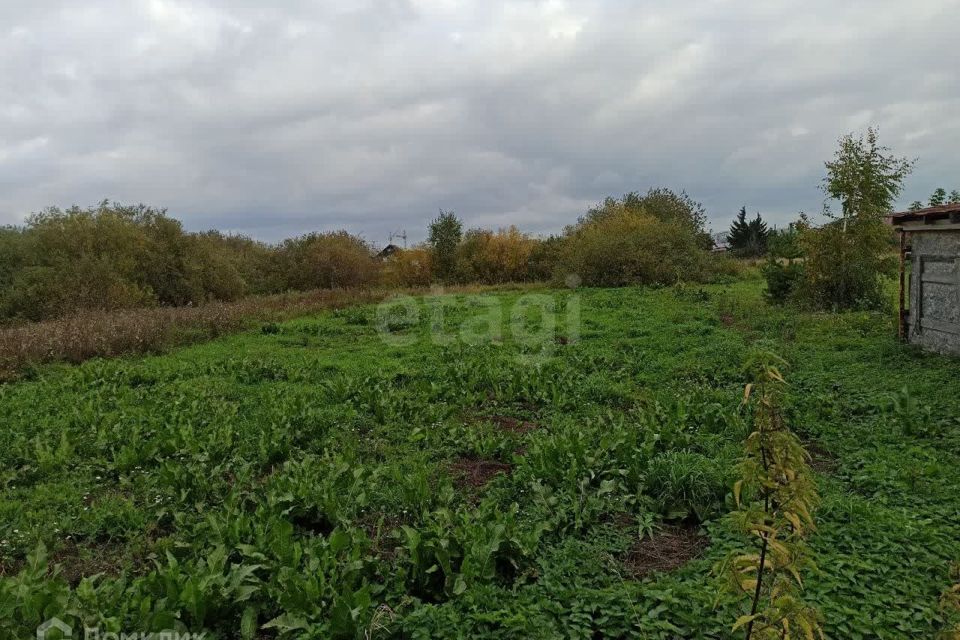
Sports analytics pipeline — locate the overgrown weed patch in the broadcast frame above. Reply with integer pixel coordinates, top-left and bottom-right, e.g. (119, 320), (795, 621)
(1, 282), (958, 637)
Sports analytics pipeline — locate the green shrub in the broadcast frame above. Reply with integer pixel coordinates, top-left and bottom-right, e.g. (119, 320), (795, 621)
(762, 260), (804, 304)
(794, 218), (894, 310)
(705, 253), (751, 282)
(526, 235), (565, 282)
(276, 231), (379, 291)
(767, 224), (803, 260)
(558, 207), (708, 286)
(0, 203), (283, 321)
(453, 227), (536, 284)
(0, 203), (384, 323)
(582, 189), (709, 240)
(380, 247), (432, 287)
(644, 450), (728, 521)
(790, 127), (910, 311)
(428, 210), (463, 282)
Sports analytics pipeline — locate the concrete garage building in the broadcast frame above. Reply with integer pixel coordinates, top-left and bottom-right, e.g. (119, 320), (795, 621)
(888, 203), (960, 355)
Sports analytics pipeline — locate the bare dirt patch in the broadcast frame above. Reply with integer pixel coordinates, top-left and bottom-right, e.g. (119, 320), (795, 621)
(449, 457), (512, 490)
(358, 513), (404, 564)
(478, 415), (539, 435)
(624, 524), (709, 578)
(49, 539), (142, 586)
(804, 440), (838, 474)
(0, 556), (24, 577)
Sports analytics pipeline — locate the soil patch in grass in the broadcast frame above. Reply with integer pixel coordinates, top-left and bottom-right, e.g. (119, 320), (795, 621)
(805, 440), (838, 474)
(289, 511), (336, 537)
(478, 414), (539, 435)
(49, 539), (142, 586)
(624, 524), (708, 578)
(449, 457), (512, 490)
(359, 513), (404, 564)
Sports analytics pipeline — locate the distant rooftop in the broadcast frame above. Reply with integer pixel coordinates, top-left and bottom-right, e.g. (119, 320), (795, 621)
(886, 203), (960, 226)
(711, 231), (729, 251)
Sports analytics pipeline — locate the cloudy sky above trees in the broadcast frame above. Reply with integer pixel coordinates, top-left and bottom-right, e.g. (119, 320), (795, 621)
(1, 0), (958, 243)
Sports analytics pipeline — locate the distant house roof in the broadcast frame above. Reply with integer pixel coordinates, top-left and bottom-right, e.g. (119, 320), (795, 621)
(711, 231), (730, 252)
(886, 203), (960, 227)
(377, 244), (401, 259)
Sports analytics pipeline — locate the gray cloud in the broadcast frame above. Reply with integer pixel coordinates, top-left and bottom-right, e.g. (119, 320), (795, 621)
(1, 0), (959, 243)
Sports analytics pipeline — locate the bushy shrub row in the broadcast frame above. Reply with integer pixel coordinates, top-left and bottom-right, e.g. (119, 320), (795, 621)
(1, 189), (732, 323)
(413, 189), (724, 288)
(0, 203), (381, 322)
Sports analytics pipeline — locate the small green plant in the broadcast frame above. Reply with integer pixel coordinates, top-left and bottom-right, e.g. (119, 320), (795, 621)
(716, 352), (822, 639)
(261, 322), (281, 335)
(762, 260), (804, 305)
(34, 431), (74, 475)
(891, 387), (937, 437)
(645, 450), (727, 522)
(397, 504), (541, 600)
(636, 512), (659, 541)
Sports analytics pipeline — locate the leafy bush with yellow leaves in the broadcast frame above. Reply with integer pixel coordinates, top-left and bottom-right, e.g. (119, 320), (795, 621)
(381, 247), (433, 287)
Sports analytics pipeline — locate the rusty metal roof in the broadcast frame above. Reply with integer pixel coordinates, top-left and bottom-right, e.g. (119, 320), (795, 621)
(887, 203), (960, 225)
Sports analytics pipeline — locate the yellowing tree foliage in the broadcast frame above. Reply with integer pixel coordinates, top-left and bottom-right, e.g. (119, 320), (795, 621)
(560, 204), (707, 287)
(381, 247), (433, 287)
(454, 226), (537, 284)
(277, 231), (379, 291)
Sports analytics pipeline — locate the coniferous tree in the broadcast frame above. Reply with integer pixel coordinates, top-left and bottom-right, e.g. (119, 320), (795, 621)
(929, 187), (948, 207)
(729, 207), (769, 256)
(746, 213), (769, 255)
(912, 187), (960, 208)
(728, 207), (751, 252)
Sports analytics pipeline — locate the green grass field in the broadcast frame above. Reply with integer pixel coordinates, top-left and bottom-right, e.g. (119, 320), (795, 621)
(2, 279), (959, 638)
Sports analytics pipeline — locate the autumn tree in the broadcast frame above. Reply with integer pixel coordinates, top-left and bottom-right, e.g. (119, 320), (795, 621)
(453, 226), (536, 284)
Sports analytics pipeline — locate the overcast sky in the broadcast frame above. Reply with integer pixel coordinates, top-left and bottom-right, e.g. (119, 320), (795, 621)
(1, 0), (958, 244)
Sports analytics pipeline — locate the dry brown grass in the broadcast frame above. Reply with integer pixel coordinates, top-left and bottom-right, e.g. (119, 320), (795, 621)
(0, 288), (388, 381)
(0, 282), (547, 381)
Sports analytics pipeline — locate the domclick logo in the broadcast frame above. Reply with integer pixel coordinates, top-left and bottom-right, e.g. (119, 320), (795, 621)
(85, 632), (205, 640)
(36, 619), (205, 640)
(37, 618), (71, 640)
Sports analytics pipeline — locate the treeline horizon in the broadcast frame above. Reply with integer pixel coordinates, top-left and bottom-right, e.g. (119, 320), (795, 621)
(0, 188), (741, 323)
